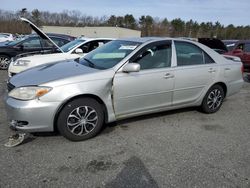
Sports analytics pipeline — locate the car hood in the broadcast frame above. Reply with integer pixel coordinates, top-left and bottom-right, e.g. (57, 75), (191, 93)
(20, 17), (63, 53)
(9, 60), (100, 87)
(18, 53), (68, 61)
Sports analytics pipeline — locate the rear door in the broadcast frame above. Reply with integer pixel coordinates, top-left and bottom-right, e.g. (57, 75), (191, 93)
(113, 40), (174, 117)
(172, 41), (218, 106)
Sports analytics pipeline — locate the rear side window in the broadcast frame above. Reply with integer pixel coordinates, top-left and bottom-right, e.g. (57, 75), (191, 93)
(42, 37), (69, 47)
(52, 38), (69, 46)
(175, 41), (214, 66)
(204, 53), (215, 64)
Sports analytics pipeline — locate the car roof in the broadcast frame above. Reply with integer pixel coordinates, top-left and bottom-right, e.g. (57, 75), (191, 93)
(118, 37), (199, 44)
(118, 37), (167, 43)
(236, 40), (250, 44)
(29, 33), (71, 41)
(85, 38), (114, 41)
(0, 33), (12, 35)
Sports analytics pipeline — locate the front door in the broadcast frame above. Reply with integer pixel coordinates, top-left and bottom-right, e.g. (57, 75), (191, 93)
(113, 41), (175, 117)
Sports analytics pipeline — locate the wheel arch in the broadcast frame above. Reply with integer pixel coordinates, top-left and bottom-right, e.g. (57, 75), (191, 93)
(0, 53), (11, 58)
(212, 82), (227, 96)
(53, 94), (109, 132)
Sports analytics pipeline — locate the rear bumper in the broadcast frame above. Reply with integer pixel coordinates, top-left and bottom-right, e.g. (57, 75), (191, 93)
(4, 95), (61, 132)
(227, 79), (244, 97)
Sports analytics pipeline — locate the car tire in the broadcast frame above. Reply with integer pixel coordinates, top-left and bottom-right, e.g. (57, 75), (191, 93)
(57, 98), (104, 141)
(201, 85), (225, 113)
(0, 55), (11, 70)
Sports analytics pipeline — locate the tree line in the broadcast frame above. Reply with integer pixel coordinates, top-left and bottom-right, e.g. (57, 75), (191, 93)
(0, 8), (250, 39)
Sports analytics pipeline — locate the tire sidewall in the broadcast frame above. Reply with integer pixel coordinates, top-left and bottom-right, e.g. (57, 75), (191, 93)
(57, 98), (104, 141)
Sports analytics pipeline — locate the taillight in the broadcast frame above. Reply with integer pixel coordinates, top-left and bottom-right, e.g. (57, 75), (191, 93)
(241, 65), (244, 75)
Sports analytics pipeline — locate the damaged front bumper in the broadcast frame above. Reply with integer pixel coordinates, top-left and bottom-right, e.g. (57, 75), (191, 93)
(4, 95), (60, 133)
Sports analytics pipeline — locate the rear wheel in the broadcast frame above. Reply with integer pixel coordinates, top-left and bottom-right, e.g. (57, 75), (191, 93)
(201, 85), (225, 113)
(0, 55), (11, 70)
(57, 98), (104, 141)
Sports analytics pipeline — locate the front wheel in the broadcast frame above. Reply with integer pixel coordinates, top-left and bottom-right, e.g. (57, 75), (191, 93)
(0, 55), (11, 70)
(201, 85), (225, 113)
(57, 98), (104, 141)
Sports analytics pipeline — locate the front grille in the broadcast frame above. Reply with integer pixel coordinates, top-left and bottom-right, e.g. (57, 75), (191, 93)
(7, 82), (15, 92)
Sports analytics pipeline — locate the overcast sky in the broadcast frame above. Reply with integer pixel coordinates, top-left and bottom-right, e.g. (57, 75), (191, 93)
(1, 0), (249, 26)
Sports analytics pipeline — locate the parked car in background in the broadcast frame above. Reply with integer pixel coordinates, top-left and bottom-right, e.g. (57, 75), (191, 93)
(181, 37), (228, 54)
(222, 40), (238, 51)
(8, 37), (112, 77)
(0, 33), (15, 43)
(198, 38), (228, 54)
(224, 40), (250, 72)
(46, 33), (76, 42)
(7, 18), (112, 76)
(0, 33), (73, 70)
(5, 37), (244, 141)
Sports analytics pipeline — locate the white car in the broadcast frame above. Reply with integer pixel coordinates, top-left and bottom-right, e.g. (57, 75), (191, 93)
(0, 33), (15, 43)
(8, 37), (112, 77)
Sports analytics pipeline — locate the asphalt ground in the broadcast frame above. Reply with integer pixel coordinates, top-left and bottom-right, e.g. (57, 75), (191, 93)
(0, 70), (250, 188)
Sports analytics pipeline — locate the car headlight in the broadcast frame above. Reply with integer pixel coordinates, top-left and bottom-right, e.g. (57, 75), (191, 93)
(13, 60), (30, 66)
(9, 86), (52, 100)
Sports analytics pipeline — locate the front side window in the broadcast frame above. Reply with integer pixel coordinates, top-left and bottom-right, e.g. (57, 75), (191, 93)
(79, 40), (141, 70)
(130, 42), (172, 70)
(175, 41), (208, 66)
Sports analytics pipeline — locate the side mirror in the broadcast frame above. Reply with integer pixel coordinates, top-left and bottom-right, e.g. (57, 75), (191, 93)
(122, 63), (140, 73)
(75, 48), (83, 54)
(233, 49), (243, 54)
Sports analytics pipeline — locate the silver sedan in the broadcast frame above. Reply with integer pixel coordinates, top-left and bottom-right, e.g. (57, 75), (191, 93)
(5, 38), (244, 141)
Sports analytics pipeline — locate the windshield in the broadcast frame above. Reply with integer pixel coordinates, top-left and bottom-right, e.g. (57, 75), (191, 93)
(0, 34), (9, 38)
(61, 39), (85, 53)
(79, 40), (142, 70)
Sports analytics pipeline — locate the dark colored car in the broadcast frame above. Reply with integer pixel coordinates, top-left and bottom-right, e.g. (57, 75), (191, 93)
(0, 34), (73, 70)
(46, 33), (76, 41)
(198, 38), (228, 54)
(224, 40), (250, 72)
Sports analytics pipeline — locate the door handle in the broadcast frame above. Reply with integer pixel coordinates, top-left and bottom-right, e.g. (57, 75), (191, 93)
(164, 73), (174, 79)
(208, 68), (216, 73)
(225, 68), (231, 71)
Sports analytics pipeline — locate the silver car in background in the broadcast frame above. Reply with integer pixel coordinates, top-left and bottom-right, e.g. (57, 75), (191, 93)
(5, 37), (244, 141)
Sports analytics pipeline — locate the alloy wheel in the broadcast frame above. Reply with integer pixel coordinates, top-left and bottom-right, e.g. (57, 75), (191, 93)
(207, 89), (223, 110)
(66, 106), (98, 136)
(0, 56), (10, 69)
